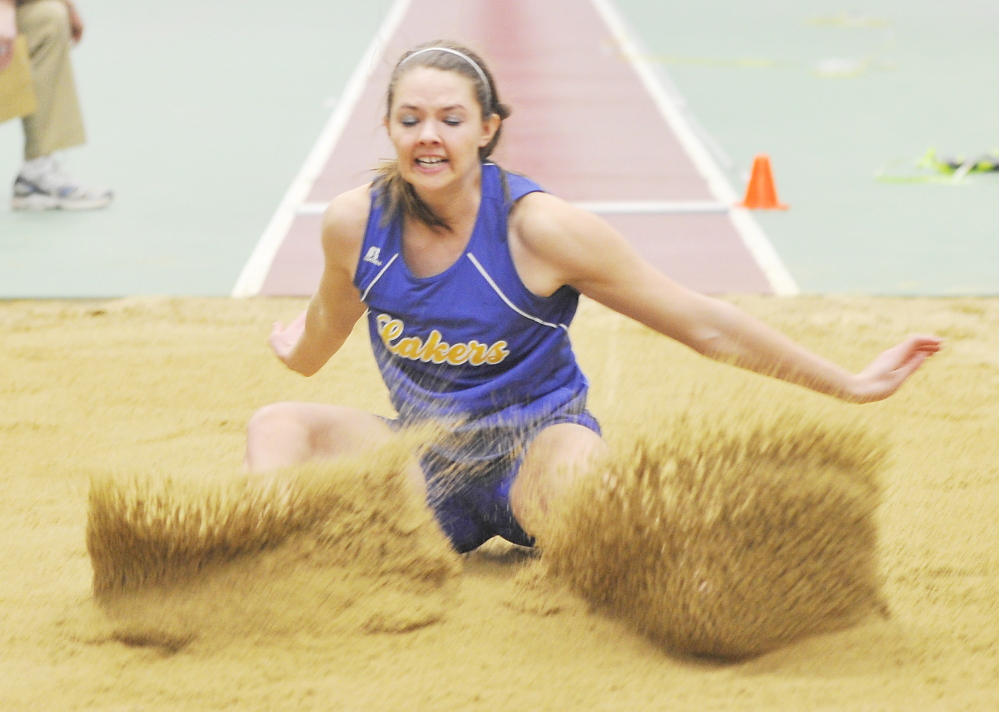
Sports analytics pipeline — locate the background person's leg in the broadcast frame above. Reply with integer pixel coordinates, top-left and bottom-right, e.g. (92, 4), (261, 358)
(509, 423), (608, 543)
(13, 0), (110, 209)
(17, 0), (85, 159)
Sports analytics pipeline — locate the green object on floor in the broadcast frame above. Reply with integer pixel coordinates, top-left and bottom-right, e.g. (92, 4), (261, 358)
(876, 148), (999, 184)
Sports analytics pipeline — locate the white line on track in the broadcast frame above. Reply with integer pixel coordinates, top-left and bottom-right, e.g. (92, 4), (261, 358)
(295, 203), (330, 216)
(295, 200), (731, 216)
(588, 0), (800, 296)
(231, 0), (414, 298)
(572, 200), (728, 215)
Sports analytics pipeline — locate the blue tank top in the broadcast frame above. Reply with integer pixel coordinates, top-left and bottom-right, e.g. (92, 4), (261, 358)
(353, 163), (590, 457)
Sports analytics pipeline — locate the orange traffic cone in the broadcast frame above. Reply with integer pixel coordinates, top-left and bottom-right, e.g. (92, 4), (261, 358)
(739, 154), (788, 210)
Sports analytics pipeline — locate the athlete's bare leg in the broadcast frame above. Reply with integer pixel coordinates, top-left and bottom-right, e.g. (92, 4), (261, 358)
(243, 402), (426, 497)
(509, 423), (609, 542)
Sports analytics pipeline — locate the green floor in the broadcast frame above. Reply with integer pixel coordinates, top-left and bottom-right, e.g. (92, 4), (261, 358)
(0, 0), (395, 297)
(1, 0), (996, 297)
(618, 0), (999, 295)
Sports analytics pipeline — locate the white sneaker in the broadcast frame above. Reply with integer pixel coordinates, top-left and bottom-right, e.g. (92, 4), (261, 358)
(12, 159), (113, 211)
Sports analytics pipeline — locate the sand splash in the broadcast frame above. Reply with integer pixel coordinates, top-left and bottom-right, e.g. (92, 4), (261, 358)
(86, 443), (460, 650)
(87, 410), (888, 659)
(539, 413), (888, 658)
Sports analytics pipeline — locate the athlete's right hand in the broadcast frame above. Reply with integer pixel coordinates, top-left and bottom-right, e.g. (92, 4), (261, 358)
(269, 310), (307, 366)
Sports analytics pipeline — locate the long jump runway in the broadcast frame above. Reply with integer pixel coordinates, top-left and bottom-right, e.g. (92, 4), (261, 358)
(233, 0), (798, 298)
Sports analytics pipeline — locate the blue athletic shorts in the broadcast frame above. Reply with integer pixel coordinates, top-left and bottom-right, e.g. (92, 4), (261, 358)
(389, 408), (601, 554)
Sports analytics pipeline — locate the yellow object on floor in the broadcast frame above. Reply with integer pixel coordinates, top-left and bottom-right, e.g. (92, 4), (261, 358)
(0, 36), (38, 124)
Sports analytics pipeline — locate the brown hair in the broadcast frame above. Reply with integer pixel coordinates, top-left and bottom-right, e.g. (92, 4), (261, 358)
(375, 40), (511, 231)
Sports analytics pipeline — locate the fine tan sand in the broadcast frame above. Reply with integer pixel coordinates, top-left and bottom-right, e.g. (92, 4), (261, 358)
(1, 295), (997, 710)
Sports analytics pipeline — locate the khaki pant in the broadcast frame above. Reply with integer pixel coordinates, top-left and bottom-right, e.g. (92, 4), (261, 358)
(16, 0), (86, 159)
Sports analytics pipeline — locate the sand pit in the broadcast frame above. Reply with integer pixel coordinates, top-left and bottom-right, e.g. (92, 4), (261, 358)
(1, 295), (997, 710)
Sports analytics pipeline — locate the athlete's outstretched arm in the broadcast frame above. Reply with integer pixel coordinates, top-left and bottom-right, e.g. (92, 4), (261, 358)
(511, 193), (941, 403)
(270, 187), (370, 377)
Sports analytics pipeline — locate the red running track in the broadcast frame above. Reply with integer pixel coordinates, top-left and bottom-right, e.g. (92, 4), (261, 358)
(248, 0), (777, 297)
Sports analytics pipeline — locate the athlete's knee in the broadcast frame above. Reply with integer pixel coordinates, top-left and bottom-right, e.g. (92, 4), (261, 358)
(246, 402), (307, 443)
(529, 423), (608, 472)
(243, 403), (318, 473)
(512, 425), (608, 537)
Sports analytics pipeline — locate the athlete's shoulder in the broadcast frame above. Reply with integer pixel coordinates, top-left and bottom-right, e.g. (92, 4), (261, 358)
(510, 191), (598, 248)
(509, 190), (644, 294)
(321, 184), (373, 273)
(322, 184), (372, 250)
(323, 184), (371, 235)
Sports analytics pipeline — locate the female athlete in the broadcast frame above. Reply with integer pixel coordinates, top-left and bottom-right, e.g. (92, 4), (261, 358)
(244, 40), (941, 553)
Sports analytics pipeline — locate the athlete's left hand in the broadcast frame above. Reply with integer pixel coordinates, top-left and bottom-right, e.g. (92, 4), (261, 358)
(845, 334), (943, 403)
(269, 310), (307, 366)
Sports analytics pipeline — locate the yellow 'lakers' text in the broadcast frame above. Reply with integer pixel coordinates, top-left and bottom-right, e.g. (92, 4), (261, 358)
(376, 314), (509, 366)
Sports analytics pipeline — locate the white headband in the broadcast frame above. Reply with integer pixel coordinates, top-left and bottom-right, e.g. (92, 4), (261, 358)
(399, 47), (492, 107)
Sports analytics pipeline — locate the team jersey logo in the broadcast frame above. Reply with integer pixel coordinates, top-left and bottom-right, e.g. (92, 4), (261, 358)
(376, 314), (509, 366)
(363, 246), (383, 266)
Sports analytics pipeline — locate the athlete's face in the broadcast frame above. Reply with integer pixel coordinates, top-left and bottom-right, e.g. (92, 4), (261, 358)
(386, 67), (500, 195)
